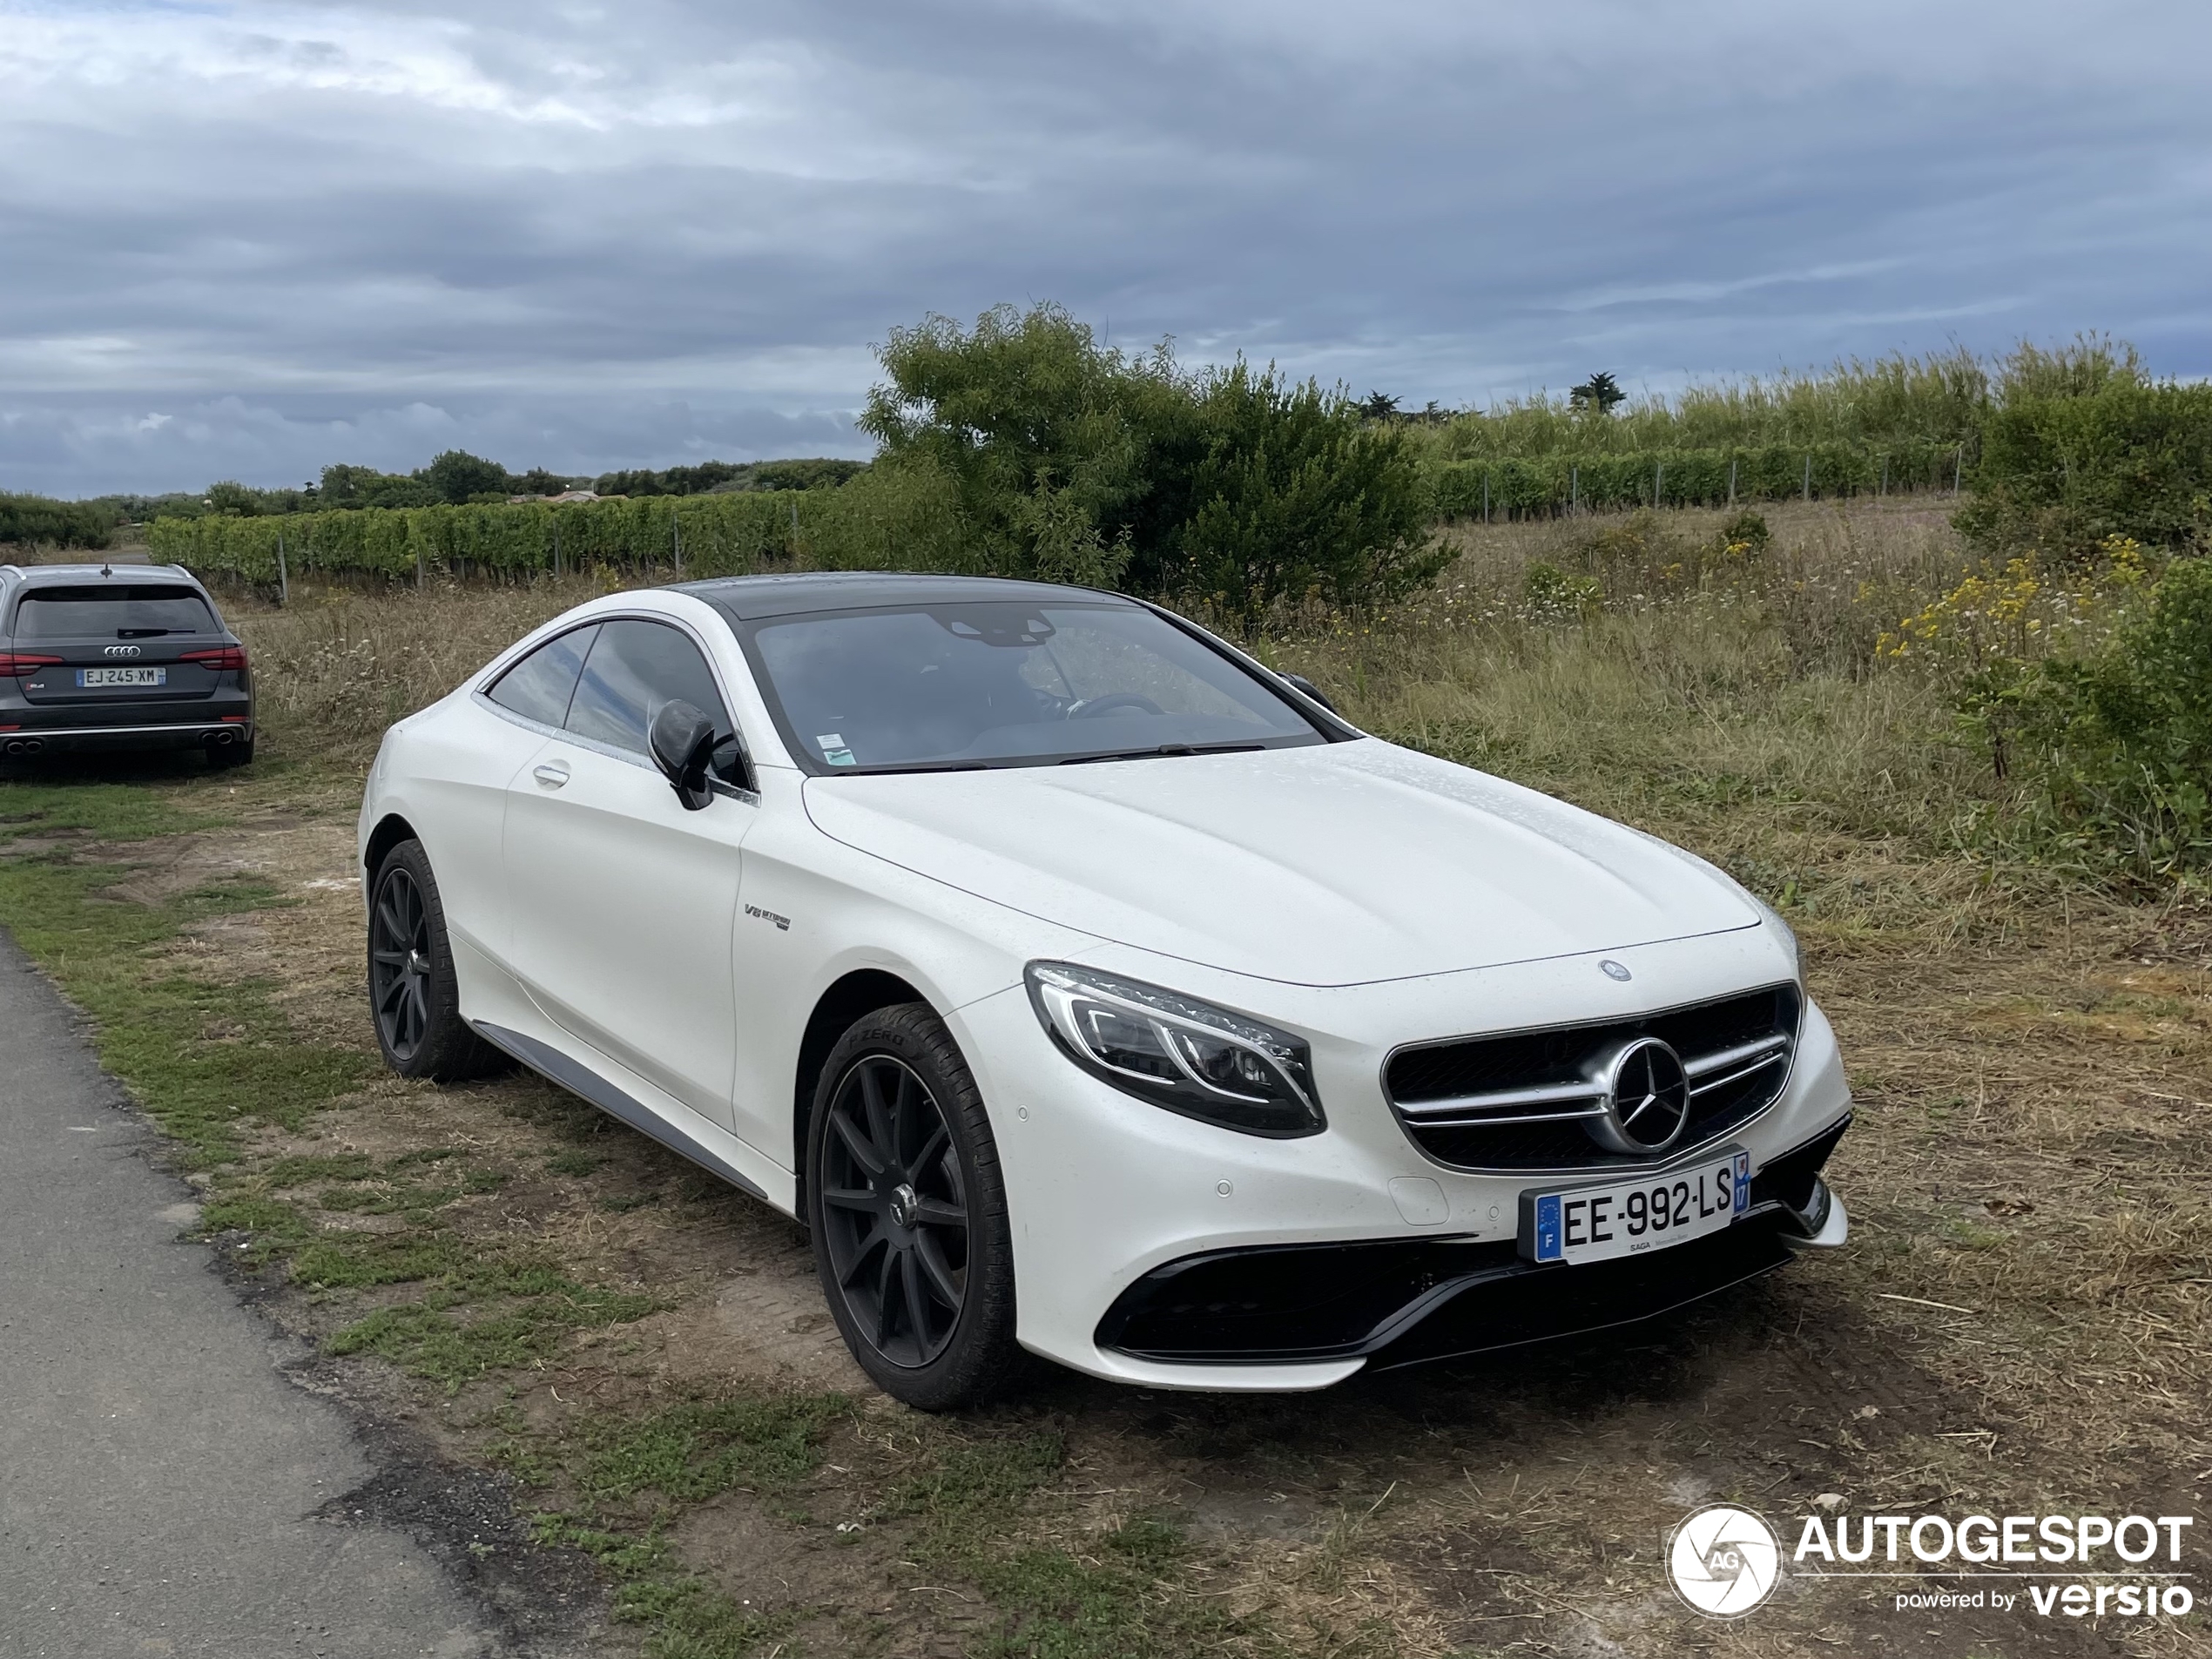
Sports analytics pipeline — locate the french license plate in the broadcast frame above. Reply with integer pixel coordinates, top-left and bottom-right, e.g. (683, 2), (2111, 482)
(77, 666), (165, 687)
(1521, 1149), (1749, 1264)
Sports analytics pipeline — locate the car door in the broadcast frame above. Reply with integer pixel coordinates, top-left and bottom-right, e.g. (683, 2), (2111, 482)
(501, 616), (756, 1130)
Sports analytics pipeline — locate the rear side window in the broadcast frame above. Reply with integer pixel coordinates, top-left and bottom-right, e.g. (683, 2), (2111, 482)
(564, 619), (732, 756)
(486, 624), (598, 728)
(14, 585), (217, 639)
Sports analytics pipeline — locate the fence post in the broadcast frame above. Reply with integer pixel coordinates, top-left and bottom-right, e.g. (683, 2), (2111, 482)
(1654, 461), (1663, 509)
(1802, 454), (1811, 502)
(1482, 474), (1490, 523)
(1879, 455), (1888, 498)
(791, 496), (801, 557)
(672, 509), (683, 574)
(1570, 465), (1578, 513)
(1953, 447), (1963, 494)
(415, 541), (425, 590)
(553, 516), (562, 578)
(1728, 456), (1737, 506)
(275, 529), (288, 606)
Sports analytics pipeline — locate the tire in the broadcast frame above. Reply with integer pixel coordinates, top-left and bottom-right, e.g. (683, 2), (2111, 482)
(367, 840), (509, 1081)
(206, 736), (254, 770)
(806, 1002), (1023, 1411)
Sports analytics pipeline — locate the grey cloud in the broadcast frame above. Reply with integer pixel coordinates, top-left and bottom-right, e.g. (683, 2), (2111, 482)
(0, 0), (2207, 493)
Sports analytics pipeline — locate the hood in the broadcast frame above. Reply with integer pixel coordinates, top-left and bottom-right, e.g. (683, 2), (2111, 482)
(801, 738), (1758, 988)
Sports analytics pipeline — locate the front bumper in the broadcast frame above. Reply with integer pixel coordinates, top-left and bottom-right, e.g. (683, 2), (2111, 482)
(1097, 1126), (1847, 1370)
(951, 927), (1853, 1392)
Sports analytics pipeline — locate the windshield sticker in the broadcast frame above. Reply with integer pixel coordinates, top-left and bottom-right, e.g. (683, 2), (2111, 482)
(815, 733), (857, 767)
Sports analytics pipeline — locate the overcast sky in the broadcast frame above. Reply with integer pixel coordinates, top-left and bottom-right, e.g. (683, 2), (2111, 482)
(3, 0), (2207, 496)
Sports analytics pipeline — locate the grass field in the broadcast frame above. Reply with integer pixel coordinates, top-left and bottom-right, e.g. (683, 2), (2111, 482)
(2, 498), (2206, 1658)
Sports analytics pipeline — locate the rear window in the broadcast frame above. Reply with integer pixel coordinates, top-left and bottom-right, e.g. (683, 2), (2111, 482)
(13, 585), (219, 639)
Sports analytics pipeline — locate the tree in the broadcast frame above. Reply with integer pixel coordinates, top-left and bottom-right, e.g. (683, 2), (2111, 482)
(839, 300), (1453, 611)
(419, 450), (513, 505)
(860, 302), (1190, 587)
(1359, 391), (1401, 422)
(1171, 365), (1446, 617)
(1570, 372), (1626, 415)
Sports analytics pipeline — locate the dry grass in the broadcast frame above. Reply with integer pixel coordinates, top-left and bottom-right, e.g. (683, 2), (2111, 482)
(11, 501), (2211, 1656)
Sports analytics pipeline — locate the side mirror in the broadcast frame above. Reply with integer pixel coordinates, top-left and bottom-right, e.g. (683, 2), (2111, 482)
(1281, 671), (1338, 714)
(649, 700), (718, 811)
(711, 735), (754, 795)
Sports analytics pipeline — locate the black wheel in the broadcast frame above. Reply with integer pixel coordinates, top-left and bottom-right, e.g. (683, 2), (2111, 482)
(806, 1003), (1022, 1409)
(368, 840), (508, 1081)
(206, 736), (254, 770)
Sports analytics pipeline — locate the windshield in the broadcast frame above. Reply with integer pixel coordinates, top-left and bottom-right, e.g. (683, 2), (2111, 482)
(14, 585), (218, 639)
(743, 601), (1325, 772)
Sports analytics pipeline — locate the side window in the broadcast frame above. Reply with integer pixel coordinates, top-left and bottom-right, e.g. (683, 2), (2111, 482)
(565, 619), (733, 758)
(487, 624), (597, 728)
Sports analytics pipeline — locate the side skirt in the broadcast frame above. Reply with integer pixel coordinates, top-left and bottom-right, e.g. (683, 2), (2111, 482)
(472, 1019), (772, 1205)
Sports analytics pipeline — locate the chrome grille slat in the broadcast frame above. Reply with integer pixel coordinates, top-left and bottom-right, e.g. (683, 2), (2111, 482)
(1382, 982), (1802, 1173)
(1687, 1049), (1787, 1097)
(1683, 1034), (1790, 1080)
(1394, 1079), (1605, 1118)
(1398, 1103), (1608, 1130)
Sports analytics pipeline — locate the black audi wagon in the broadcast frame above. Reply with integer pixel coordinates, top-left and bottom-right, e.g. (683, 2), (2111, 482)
(0, 563), (254, 767)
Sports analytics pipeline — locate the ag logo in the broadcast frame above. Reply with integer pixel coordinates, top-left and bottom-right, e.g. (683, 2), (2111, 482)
(1669, 1505), (1780, 1617)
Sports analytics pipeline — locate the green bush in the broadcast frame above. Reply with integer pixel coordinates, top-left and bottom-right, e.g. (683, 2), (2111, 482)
(857, 302), (1441, 610)
(1428, 441), (1959, 519)
(1956, 379), (2212, 563)
(146, 490), (824, 588)
(0, 491), (116, 550)
(1979, 556), (2212, 876)
(1170, 363), (1442, 616)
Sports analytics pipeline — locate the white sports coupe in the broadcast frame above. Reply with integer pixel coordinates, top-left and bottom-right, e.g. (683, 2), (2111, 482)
(357, 572), (1850, 1408)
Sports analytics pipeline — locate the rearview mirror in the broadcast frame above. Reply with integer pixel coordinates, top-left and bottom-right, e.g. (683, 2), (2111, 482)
(649, 700), (718, 811)
(1280, 671), (1338, 714)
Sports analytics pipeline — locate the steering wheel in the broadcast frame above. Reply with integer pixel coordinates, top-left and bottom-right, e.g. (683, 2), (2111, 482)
(1068, 693), (1164, 720)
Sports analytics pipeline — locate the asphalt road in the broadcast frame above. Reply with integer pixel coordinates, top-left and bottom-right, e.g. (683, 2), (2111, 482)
(0, 928), (501, 1659)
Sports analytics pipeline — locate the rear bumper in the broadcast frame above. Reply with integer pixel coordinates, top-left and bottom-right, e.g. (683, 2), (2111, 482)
(0, 718), (253, 755)
(1094, 1117), (1849, 1372)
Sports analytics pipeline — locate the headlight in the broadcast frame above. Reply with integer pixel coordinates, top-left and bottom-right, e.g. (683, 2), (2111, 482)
(1024, 961), (1325, 1137)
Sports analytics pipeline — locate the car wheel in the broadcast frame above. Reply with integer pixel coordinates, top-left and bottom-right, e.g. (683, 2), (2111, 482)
(806, 1002), (1022, 1410)
(368, 840), (509, 1081)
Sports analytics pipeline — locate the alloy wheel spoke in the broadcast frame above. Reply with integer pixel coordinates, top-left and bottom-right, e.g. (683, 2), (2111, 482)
(831, 1109), (886, 1178)
(873, 1246), (899, 1347)
(858, 1063), (894, 1162)
(911, 1197), (967, 1230)
(820, 1185), (880, 1214)
(906, 1123), (948, 1184)
(900, 1249), (930, 1348)
(839, 1228), (886, 1288)
(914, 1231), (963, 1308)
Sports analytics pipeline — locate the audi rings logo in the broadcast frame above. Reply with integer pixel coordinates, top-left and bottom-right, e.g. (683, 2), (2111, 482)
(1588, 1036), (1690, 1156)
(104, 644), (141, 658)
(1669, 1506), (1782, 1617)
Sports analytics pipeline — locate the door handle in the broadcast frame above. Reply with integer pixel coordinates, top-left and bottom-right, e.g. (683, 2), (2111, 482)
(533, 761), (571, 788)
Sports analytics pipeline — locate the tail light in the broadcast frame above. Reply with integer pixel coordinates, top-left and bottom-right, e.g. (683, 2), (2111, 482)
(0, 653), (61, 678)
(181, 646), (250, 672)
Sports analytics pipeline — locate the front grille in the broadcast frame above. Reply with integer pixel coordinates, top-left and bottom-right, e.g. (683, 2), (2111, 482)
(1384, 983), (1803, 1171)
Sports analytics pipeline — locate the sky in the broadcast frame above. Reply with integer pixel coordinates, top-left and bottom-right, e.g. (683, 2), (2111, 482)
(2, 0), (2208, 496)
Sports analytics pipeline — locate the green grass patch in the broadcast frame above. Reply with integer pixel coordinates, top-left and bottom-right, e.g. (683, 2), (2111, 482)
(327, 1260), (660, 1387)
(0, 776), (230, 845)
(533, 1517), (794, 1659)
(0, 802), (372, 1164)
(577, 1393), (851, 1506)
